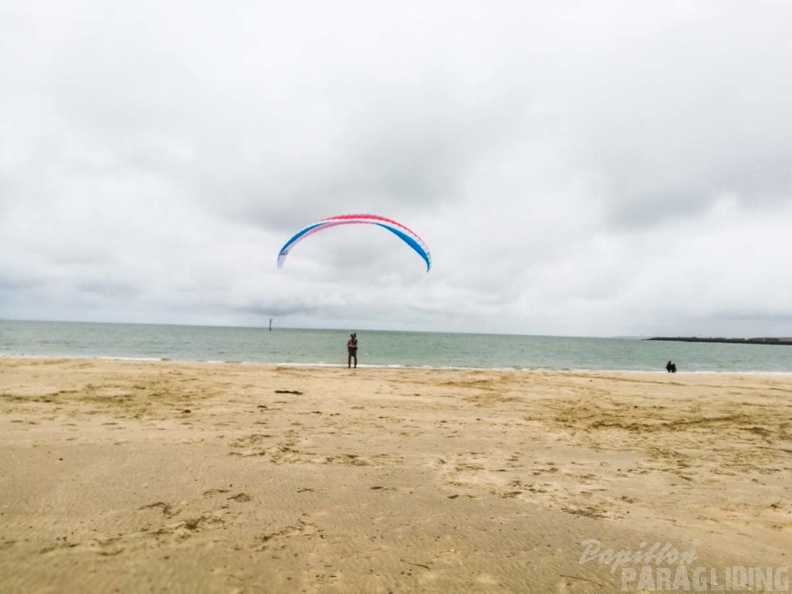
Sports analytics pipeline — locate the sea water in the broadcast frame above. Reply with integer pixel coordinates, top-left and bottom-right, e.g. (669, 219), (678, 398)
(1, 319), (791, 373)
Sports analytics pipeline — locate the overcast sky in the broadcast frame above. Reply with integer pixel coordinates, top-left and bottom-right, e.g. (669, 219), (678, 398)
(2, 1), (791, 337)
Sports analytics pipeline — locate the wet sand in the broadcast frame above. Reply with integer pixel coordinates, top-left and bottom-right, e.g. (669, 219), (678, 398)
(1, 358), (790, 593)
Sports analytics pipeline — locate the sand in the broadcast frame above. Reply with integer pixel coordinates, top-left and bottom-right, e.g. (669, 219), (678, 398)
(1, 358), (790, 593)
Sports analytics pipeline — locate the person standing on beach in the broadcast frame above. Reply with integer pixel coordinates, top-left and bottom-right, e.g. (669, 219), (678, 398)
(347, 333), (358, 368)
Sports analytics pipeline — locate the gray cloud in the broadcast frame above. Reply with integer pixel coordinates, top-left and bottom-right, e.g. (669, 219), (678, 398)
(2, 0), (791, 336)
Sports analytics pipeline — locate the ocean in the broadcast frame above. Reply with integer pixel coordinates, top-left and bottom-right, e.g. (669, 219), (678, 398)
(3, 319), (792, 373)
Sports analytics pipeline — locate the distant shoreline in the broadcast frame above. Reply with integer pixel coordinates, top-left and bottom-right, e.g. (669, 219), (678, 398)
(648, 336), (792, 346)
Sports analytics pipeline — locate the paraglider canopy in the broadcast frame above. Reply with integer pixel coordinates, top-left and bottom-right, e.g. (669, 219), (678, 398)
(277, 214), (432, 271)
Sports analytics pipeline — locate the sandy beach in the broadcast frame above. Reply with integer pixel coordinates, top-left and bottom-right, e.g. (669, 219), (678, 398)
(1, 358), (790, 593)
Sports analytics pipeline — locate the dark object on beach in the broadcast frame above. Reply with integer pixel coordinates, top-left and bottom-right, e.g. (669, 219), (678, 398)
(275, 390), (303, 395)
(666, 361), (677, 373)
(347, 333), (358, 368)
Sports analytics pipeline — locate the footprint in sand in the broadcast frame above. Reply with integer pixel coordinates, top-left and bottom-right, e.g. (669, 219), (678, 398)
(228, 493), (252, 502)
(139, 501), (178, 517)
